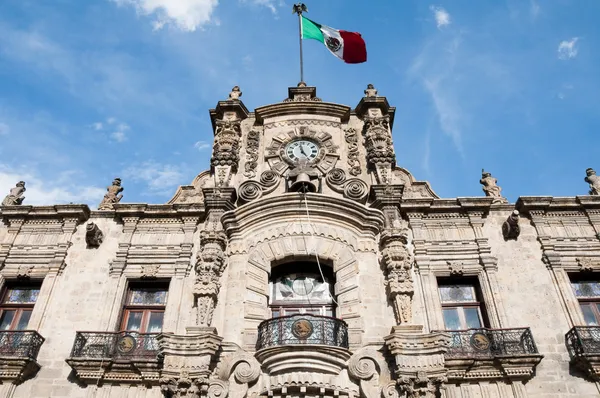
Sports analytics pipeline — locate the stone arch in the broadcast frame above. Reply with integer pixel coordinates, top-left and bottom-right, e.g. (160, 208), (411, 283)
(244, 233), (363, 350)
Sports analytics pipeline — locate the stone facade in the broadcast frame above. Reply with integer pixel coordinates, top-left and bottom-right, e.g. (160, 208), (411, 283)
(0, 84), (599, 398)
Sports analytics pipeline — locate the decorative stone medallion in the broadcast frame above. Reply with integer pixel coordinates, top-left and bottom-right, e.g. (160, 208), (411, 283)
(292, 319), (314, 339)
(470, 332), (491, 351)
(117, 334), (137, 354)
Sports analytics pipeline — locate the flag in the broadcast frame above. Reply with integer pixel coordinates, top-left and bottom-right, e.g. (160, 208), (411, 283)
(301, 16), (367, 64)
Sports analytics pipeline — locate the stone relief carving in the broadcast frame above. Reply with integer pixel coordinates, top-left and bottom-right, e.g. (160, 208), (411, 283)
(446, 260), (464, 276)
(585, 168), (600, 195)
(98, 177), (124, 210)
(2, 181), (26, 206)
(229, 85), (242, 101)
(282, 81), (322, 102)
(363, 115), (395, 184)
(480, 170), (508, 204)
(381, 227), (414, 325)
(194, 229), (227, 326)
(141, 264), (160, 278)
(577, 257), (596, 272)
(286, 158), (321, 193)
(217, 351), (261, 398)
(212, 118), (242, 187)
(347, 348), (391, 398)
(364, 83), (378, 98)
(325, 168), (368, 203)
(85, 222), (104, 248)
(344, 128), (362, 176)
(161, 376), (228, 398)
(243, 130), (260, 178)
(238, 171), (280, 204)
(397, 372), (447, 398)
(502, 210), (520, 241)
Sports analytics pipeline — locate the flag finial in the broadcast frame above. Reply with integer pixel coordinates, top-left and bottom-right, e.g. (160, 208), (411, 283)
(292, 3), (307, 14)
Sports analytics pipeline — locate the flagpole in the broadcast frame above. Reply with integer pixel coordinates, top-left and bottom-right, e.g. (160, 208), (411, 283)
(293, 3), (307, 83)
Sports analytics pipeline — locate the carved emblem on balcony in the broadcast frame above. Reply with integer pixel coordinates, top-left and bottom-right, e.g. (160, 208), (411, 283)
(291, 319), (313, 339)
(85, 222), (104, 248)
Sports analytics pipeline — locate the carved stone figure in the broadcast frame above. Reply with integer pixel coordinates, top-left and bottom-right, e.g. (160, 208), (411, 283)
(229, 85), (242, 101)
(363, 116), (395, 184)
(98, 178), (124, 210)
(85, 222), (104, 248)
(2, 181), (26, 206)
(211, 120), (242, 171)
(364, 83), (378, 97)
(480, 170), (507, 204)
(194, 229), (227, 327)
(585, 168), (600, 195)
(502, 210), (520, 241)
(381, 228), (414, 324)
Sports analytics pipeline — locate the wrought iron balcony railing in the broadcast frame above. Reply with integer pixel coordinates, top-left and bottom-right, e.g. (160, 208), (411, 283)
(257, 314), (349, 350)
(0, 330), (45, 359)
(566, 326), (600, 358)
(69, 331), (160, 360)
(444, 328), (539, 359)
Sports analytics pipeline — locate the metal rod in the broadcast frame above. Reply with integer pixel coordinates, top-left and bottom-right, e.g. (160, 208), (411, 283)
(293, 3), (307, 83)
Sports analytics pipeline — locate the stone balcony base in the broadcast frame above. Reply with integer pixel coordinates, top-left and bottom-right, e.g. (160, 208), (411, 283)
(445, 354), (543, 381)
(65, 358), (161, 384)
(0, 357), (41, 384)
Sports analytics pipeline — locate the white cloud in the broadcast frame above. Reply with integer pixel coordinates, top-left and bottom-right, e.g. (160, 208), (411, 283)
(111, 0), (219, 32)
(530, 0), (540, 19)
(92, 122), (103, 130)
(430, 5), (451, 29)
(242, 0), (278, 14)
(107, 117), (116, 124)
(0, 123), (9, 135)
(111, 131), (127, 142)
(194, 140), (211, 151)
(123, 161), (185, 195)
(0, 165), (105, 206)
(558, 37), (579, 60)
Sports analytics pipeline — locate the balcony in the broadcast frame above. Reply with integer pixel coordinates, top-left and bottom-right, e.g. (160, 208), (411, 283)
(441, 328), (543, 381)
(566, 326), (600, 380)
(66, 331), (161, 384)
(255, 315), (352, 377)
(256, 314), (349, 350)
(0, 330), (45, 383)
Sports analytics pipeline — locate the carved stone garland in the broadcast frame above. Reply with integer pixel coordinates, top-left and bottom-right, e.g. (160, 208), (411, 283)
(243, 130), (260, 178)
(194, 229), (227, 327)
(344, 128), (361, 176)
(363, 116), (395, 184)
(381, 228), (414, 325)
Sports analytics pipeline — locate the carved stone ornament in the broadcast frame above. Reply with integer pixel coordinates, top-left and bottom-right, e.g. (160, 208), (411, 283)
(2, 181), (26, 206)
(446, 261), (464, 276)
(160, 377), (228, 398)
(344, 128), (362, 176)
(194, 230), (228, 327)
(141, 264), (160, 278)
(364, 83), (378, 98)
(286, 158), (321, 193)
(229, 85), (242, 101)
(577, 257), (596, 272)
(238, 171), (280, 204)
(243, 130), (260, 178)
(381, 229), (414, 325)
(347, 348), (392, 398)
(480, 169), (508, 204)
(98, 177), (124, 210)
(217, 351), (261, 398)
(325, 168), (368, 203)
(85, 222), (104, 248)
(282, 81), (322, 102)
(502, 210), (520, 241)
(363, 116), (395, 184)
(211, 119), (242, 171)
(585, 167), (600, 195)
(397, 372), (447, 398)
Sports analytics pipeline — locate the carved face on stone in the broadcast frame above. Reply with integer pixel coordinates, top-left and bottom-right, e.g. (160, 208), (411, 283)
(587, 168), (596, 177)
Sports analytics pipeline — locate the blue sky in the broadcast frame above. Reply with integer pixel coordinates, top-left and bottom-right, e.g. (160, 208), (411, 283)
(0, 0), (598, 206)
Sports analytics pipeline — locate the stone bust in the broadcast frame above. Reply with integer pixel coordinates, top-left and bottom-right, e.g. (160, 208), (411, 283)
(228, 86), (242, 101)
(364, 83), (378, 97)
(2, 181), (26, 206)
(585, 168), (600, 195)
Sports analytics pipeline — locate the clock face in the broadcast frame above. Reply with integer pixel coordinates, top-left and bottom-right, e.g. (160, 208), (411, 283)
(285, 140), (320, 162)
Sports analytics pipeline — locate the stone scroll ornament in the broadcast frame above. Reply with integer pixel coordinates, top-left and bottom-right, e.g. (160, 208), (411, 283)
(363, 116), (395, 184)
(217, 352), (261, 398)
(194, 229), (227, 327)
(325, 168), (369, 203)
(98, 178), (124, 210)
(344, 128), (362, 176)
(243, 130), (260, 178)
(1, 181), (26, 206)
(585, 168), (600, 195)
(381, 228), (414, 325)
(480, 169), (508, 204)
(348, 348), (392, 398)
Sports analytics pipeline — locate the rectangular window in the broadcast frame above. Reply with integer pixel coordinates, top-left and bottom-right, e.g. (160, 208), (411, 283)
(571, 277), (600, 326)
(0, 283), (41, 331)
(438, 278), (487, 331)
(120, 282), (168, 333)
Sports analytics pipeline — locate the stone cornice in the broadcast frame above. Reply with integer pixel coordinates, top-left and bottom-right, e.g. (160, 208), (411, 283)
(0, 204), (90, 223)
(517, 195), (600, 214)
(354, 96), (396, 128)
(400, 197), (495, 215)
(209, 99), (249, 130)
(110, 204), (205, 219)
(254, 102), (351, 125)
(222, 193), (385, 239)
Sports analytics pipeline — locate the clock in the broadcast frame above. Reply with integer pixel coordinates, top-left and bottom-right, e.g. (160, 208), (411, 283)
(285, 140), (320, 163)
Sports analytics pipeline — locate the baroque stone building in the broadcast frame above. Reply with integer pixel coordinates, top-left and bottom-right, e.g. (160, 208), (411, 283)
(1, 83), (600, 398)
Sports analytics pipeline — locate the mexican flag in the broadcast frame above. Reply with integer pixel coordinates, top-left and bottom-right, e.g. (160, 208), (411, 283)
(301, 16), (367, 64)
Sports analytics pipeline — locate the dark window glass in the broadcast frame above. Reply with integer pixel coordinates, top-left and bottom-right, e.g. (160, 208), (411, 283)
(571, 277), (600, 326)
(120, 283), (168, 333)
(0, 283), (41, 330)
(438, 279), (486, 330)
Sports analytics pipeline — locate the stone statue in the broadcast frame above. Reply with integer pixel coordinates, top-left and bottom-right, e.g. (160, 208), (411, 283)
(98, 178), (124, 210)
(228, 85), (242, 101)
(480, 169), (507, 203)
(364, 83), (378, 97)
(585, 168), (600, 195)
(85, 222), (104, 248)
(381, 228), (414, 324)
(502, 210), (520, 241)
(2, 181), (26, 206)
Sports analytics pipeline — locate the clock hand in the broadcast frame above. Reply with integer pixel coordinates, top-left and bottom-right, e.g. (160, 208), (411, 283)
(299, 145), (308, 157)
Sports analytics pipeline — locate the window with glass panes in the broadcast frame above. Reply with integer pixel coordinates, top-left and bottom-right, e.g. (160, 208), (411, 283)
(571, 278), (600, 326)
(438, 279), (487, 330)
(0, 284), (41, 330)
(120, 283), (168, 333)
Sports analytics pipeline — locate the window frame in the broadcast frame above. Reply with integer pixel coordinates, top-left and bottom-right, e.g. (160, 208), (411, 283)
(437, 277), (489, 331)
(119, 282), (169, 333)
(569, 274), (600, 326)
(0, 282), (42, 331)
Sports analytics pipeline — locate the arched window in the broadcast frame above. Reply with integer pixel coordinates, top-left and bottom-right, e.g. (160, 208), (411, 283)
(268, 262), (335, 318)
